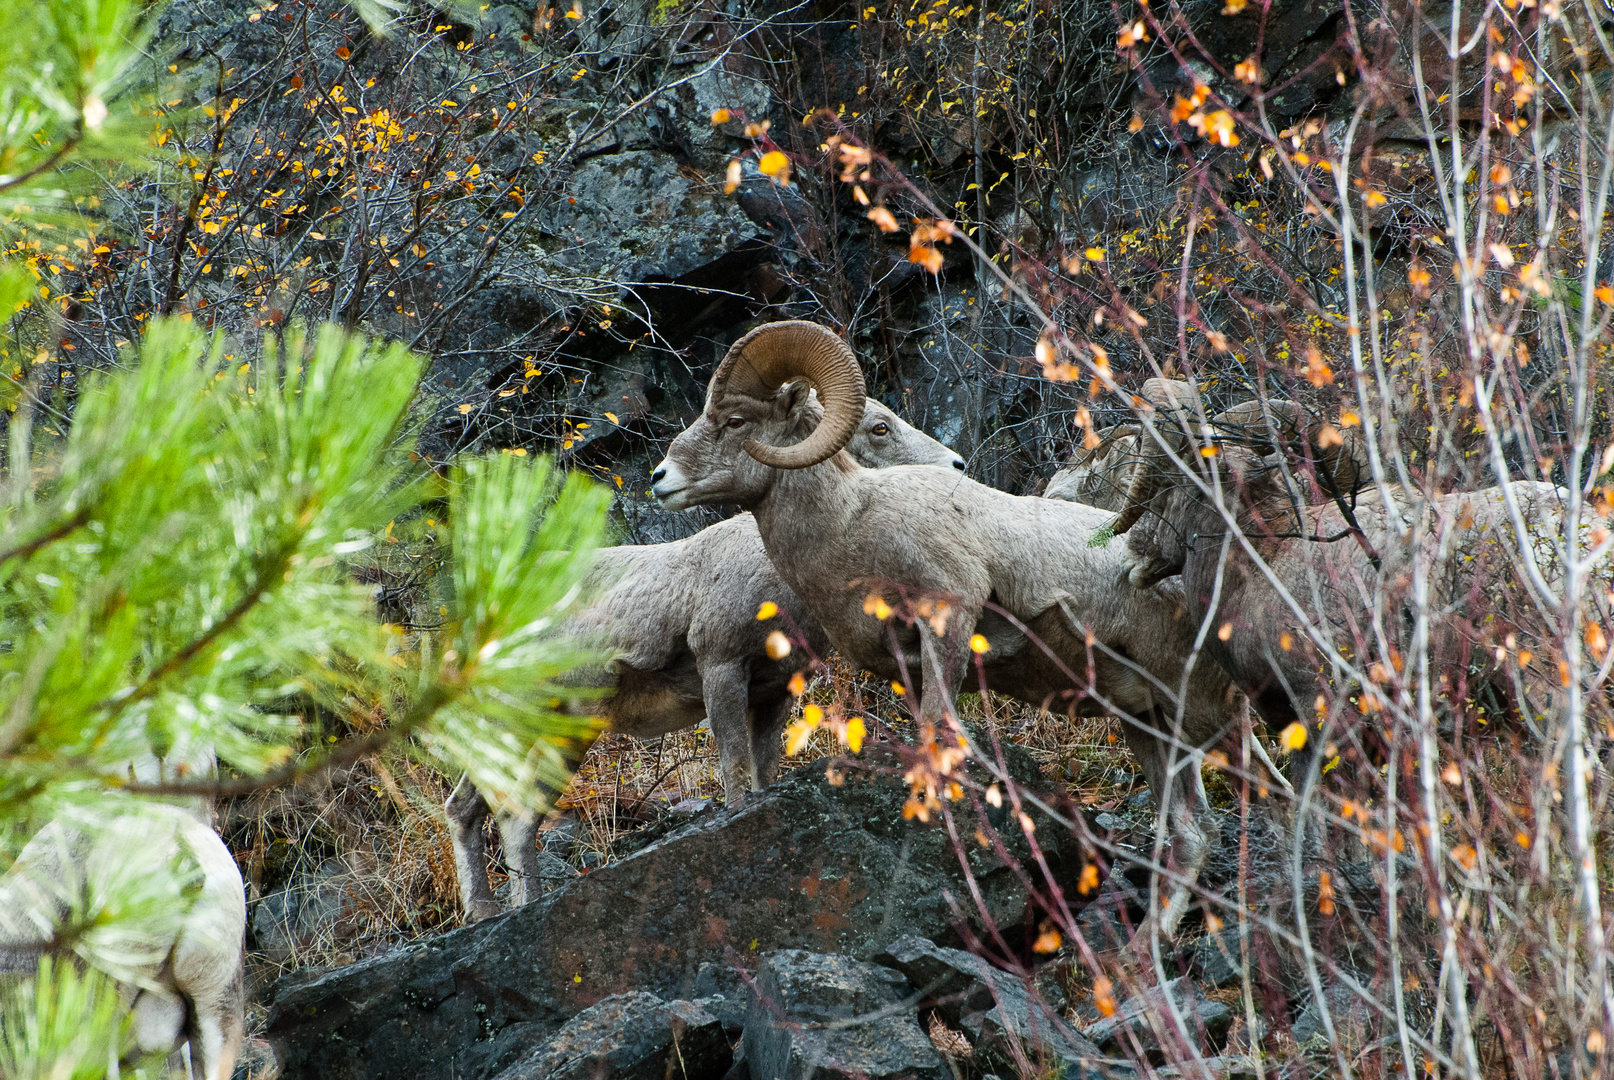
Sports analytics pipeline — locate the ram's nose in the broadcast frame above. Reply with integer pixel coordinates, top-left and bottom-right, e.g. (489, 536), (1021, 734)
(650, 458), (690, 507)
(951, 454), (967, 472)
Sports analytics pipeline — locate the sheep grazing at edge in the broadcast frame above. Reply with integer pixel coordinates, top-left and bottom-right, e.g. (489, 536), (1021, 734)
(0, 800), (246, 1080)
(650, 320), (1254, 939)
(445, 397), (966, 921)
(1107, 377), (1593, 767)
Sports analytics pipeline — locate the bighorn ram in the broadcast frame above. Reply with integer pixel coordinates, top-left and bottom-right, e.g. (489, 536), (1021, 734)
(1109, 377), (1577, 746)
(0, 800), (246, 1080)
(650, 321), (1252, 937)
(446, 398), (964, 921)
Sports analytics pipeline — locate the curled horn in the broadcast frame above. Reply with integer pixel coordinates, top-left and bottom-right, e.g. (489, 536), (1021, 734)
(1111, 378), (1202, 535)
(1211, 399), (1301, 454)
(708, 321), (868, 470)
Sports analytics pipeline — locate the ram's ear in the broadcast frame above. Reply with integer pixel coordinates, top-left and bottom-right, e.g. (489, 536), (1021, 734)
(774, 378), (817, 421)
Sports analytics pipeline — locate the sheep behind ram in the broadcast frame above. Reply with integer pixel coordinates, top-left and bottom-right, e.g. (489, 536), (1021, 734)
(650, 321), (1254, 938)
(1043, 425), (1143, 510)
(1110, 378), (1591, 760)
(446, 398), (965, 920)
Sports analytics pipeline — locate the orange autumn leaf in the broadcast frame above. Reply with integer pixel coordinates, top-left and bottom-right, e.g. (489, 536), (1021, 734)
(1093, 977), (1117, 1017)
(910, 244), (944, 273)
(1033, 928), (1063, 954)
(867, 206), (900, 232)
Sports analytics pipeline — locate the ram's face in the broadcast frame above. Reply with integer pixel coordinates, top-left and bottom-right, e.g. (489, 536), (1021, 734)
(652, 382), (811, 511)
(1122, 486), (1192, 588)
(846, 401), (966, 472)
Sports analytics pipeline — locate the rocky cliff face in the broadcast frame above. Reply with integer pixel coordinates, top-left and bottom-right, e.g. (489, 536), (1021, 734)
(264, 745), (1093, 1080)
(56, 0), (1381, 546)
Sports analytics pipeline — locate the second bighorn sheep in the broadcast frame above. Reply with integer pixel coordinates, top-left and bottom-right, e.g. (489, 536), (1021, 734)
(446, 397), (964, 920)
(1108, 377), (1578, 749)
(651, 321), (1252, 937)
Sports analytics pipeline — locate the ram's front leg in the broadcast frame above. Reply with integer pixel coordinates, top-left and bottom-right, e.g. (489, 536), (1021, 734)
(750, 694), (793, 790)
(700, 658), (757, 803)
(1122, 713), (1213, 942)
(914, 616), (974, 731)
(444, 777), (503, 922)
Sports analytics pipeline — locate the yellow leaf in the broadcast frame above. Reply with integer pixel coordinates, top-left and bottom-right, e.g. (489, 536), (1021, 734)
(891, 681), (906, 696)
(766, 631), (792, 659)
(757, 600), (779, 620)
(1596, 284), (1614, 305)
(1451, 844), (1478, 871)
(1078, 864), (1099, 894)
(1280, 721), (1308, 751)
(1318, 870), (1336, 914)
(803, 704), (824, 725)
(787, 672), (806, 696)
(1279, 633), (1293, 651)
(1364, 189), (1387, 207)
(458, 403), (475, 414)
(845, 715), (866, 753)
(725, 159), (743, 195)
(1032, 928), (1062, 953)
(970, 634), (990, 654)
(1084, 247), (1105, 262)
(604, 411), (619, 423)
(758, 151), (790, 183)
(710, 108), (731, 124)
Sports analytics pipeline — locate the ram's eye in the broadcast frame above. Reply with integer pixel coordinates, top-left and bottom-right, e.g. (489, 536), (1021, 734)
(725, 416), (746, 429)
(871, 422), (890, 436)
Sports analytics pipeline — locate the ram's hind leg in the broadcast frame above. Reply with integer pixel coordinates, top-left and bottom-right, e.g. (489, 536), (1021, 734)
(187, 957), (245, 1080)
(700, 659), (756, 804)
(496, 810), (543, 908)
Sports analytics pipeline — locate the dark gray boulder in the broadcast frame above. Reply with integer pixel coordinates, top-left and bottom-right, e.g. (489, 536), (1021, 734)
(742, 950), (945, 1080)
(492, 992), (729, 1080)
(875, 935), (1121, 1079)
(266, 745), (1088, 1080)
(1193, 925), (1260, 989)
